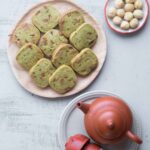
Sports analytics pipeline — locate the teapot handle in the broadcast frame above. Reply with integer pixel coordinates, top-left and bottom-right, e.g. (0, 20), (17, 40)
(126, 131), (142, 144)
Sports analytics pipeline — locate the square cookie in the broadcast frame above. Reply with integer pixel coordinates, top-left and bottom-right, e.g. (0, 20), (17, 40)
(49, 65), (77, 94)
(13, 23), (40, 47)
(59, 10), (84, 38)
(39, 29), (68, 58)
(16, 43), (44, 70)
(71, 48), (98, 76)
(52, 44), (79, 68)
(30, 58), (56, 88)
(70, 23), (98, 51)
(32, 5), (60, 33)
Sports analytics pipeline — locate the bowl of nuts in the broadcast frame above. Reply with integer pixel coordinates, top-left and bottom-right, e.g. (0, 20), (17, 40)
(105, 0), (149, 34)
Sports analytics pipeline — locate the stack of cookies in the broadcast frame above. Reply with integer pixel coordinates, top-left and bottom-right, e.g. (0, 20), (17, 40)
(13, 4), (99, 94)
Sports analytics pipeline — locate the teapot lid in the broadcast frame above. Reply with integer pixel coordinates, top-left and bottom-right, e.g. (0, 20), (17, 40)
(94, 106), (127, 139)
(83, 96), (133, 144)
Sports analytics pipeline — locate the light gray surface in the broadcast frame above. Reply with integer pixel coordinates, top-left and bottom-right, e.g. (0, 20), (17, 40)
(0, 0), (150, 150)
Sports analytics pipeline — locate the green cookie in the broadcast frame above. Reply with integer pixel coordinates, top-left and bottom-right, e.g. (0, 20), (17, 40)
(39, 29), (68, 58)
(30, 58), (56, 88)
(70, 23), (98, 51)
(32, 5), (60, 33)
(52, 44), (79, 68)
(16, 43), (44, 70)
(49, 65), (77, 94)
(71, 48), (98, 76)
(13, 23), (40, 47)
(59, 10), (84, 38)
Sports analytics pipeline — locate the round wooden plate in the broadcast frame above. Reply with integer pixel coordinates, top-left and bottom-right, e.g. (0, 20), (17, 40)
(7, 0), (107, 98)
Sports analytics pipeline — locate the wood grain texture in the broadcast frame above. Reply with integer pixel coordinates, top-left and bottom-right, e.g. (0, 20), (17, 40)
(1, 0), (150, 150)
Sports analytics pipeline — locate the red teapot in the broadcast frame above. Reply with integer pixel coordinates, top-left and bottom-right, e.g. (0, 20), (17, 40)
(77, 96), (142, 145)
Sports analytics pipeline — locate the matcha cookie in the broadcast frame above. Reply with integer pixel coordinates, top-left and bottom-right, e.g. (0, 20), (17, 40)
(16, 43), (44, 70)
(39, 29), (68, 58)
(52, 44), (79, 68)
(70, 23), (98, 51)
(71, 48), (98, 76)
(29, 58), (56, 88)
(13, 23), (40, 47)
(59, 10), (84, 38)
(49, 65), (77, 94)
(32, 5), (60, 33)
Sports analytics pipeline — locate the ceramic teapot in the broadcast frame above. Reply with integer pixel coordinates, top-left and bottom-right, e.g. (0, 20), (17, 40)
(77, 96), (142, 145)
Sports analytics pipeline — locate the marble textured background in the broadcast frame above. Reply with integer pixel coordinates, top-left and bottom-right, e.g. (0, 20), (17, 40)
(0, 0), (150, 149)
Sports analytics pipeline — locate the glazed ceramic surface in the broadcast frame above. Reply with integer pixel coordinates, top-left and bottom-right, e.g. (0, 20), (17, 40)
(7, 0), (107, 98)
(78, 96), (142, 144)
(58, 91), (142, 150)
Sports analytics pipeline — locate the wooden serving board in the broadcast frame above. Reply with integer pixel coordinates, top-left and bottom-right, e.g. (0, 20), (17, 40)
(7, 0), (107, 98)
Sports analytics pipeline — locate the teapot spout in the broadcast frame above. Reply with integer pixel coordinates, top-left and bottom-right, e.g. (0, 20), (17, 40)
(77, 101), (90, 114)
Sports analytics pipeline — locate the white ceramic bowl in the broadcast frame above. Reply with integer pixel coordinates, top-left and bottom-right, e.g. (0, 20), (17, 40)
(104, 0), (149, 34)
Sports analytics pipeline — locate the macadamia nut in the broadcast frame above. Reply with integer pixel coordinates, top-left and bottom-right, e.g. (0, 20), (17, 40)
(135, 0), (143, 9)
(125, 4), (135, 12)
(130, 18), (139, 28)
(124, 12), (134, 21)
(117, 9), (125, 18)
(133, 9), (144, 19)
(125, 0), (136, 3)
(115, 0), (125, 8)
(107, 7), (117, 18)
(120, 21), (130, 30)
(113, 16), (122, 25)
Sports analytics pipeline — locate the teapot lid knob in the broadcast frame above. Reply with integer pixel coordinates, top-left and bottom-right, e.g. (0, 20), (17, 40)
(107, 119), (115, 130)
(94, 108), (127, 140)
